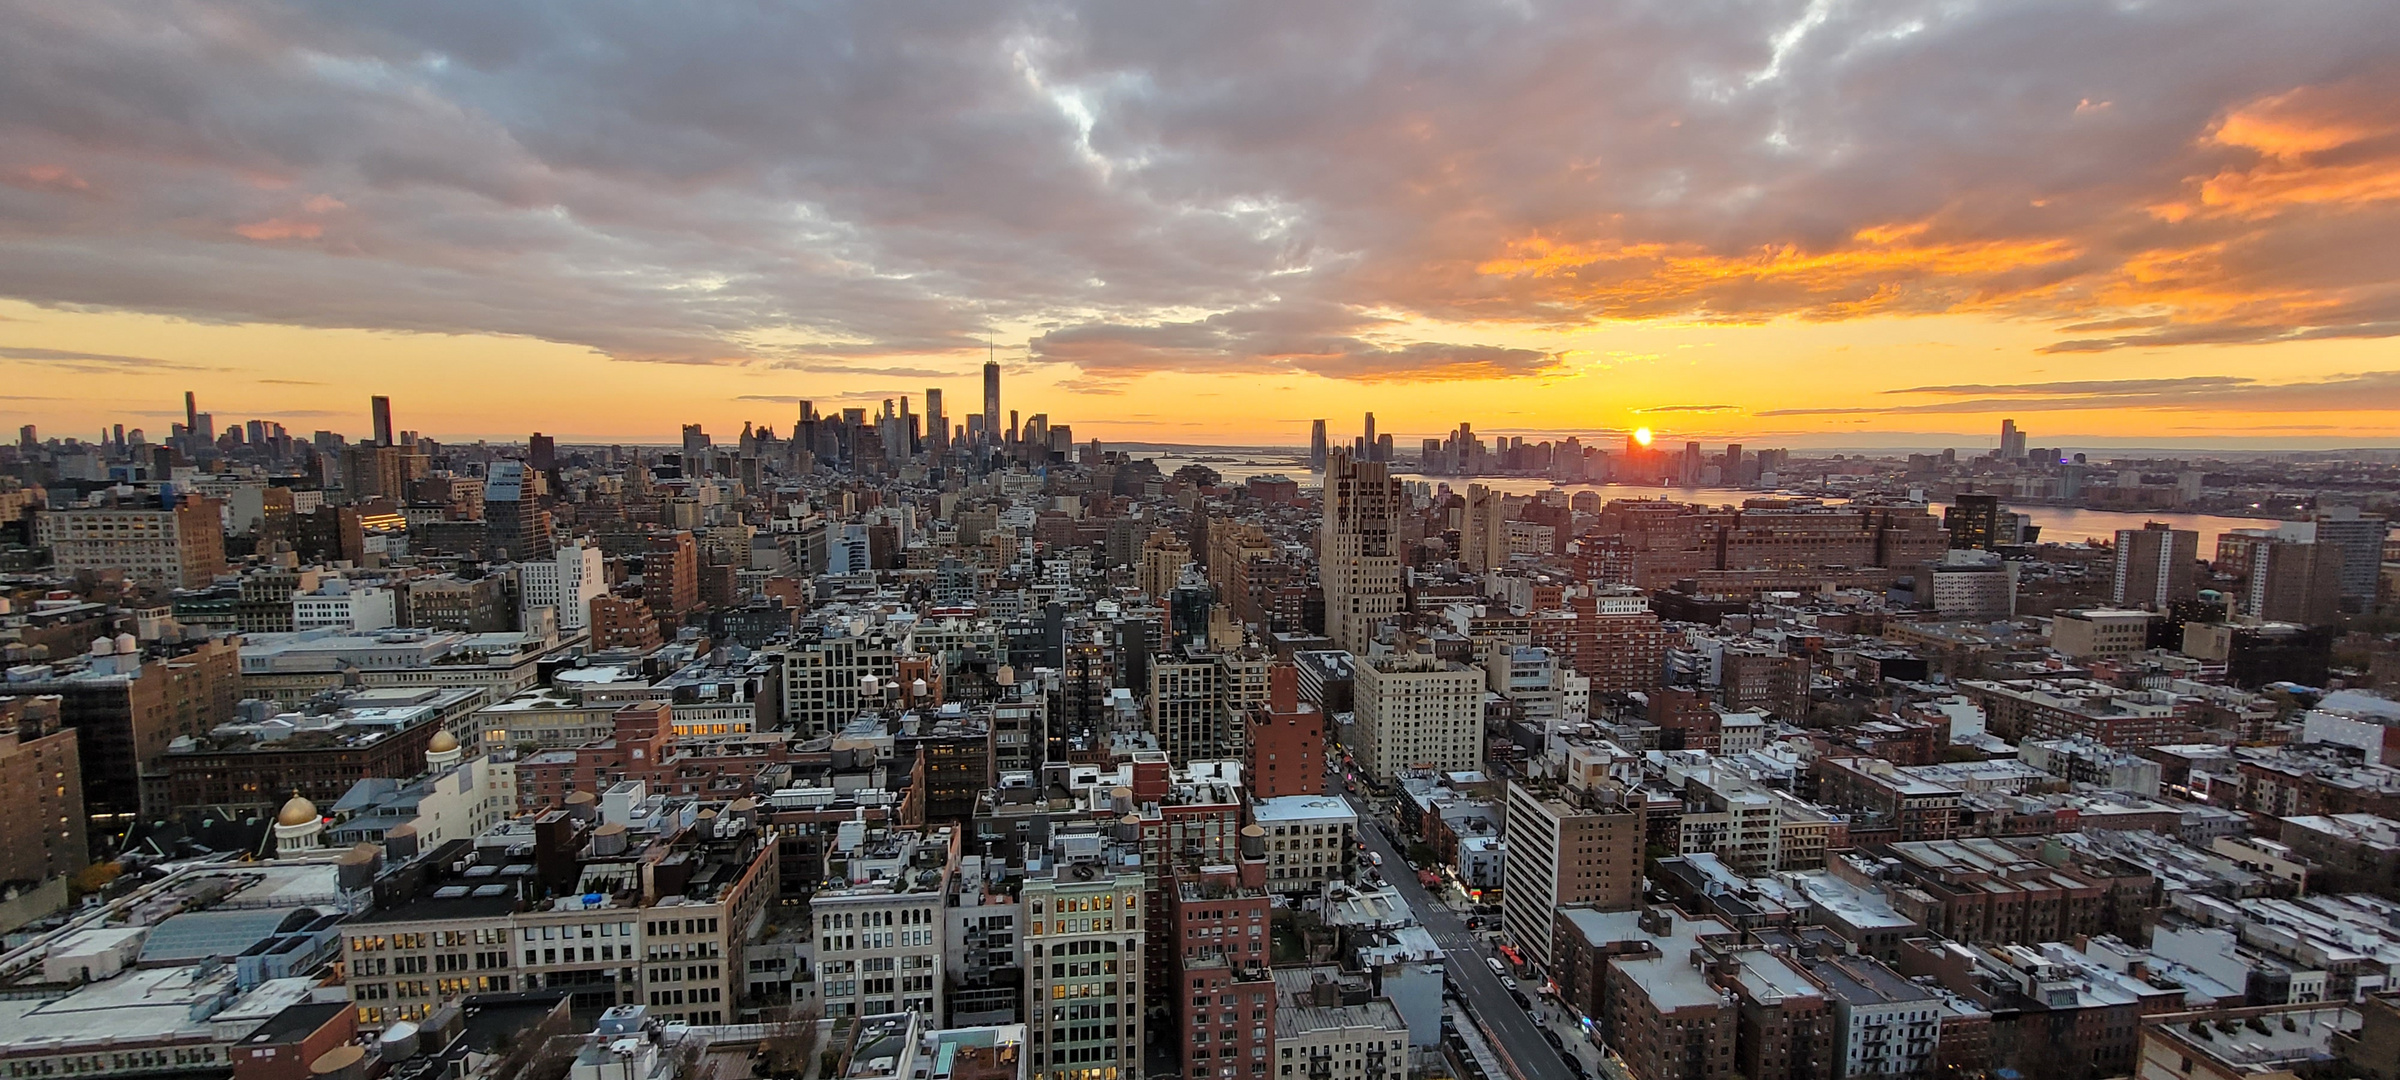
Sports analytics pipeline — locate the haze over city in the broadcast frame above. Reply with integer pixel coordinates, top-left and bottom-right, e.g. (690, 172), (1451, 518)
(4, 2), (2400, 445)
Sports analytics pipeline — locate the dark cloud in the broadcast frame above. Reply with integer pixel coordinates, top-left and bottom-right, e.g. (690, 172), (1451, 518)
(0, 0), (2394, 379)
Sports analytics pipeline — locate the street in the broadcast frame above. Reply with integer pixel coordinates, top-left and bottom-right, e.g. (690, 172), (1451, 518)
(1340, 789), (1576, 1080)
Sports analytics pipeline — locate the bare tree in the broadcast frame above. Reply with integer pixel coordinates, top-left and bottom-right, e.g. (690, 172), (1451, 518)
(490, 1009), (578, 1080)
(759, 1004), (824, 1079)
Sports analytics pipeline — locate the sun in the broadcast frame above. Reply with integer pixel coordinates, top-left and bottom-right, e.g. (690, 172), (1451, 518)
(1632, 427), (1653, 446)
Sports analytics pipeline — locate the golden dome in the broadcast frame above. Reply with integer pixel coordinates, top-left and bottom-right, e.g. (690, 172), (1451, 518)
(277, 793), (319, 827)
(427, 730), (460, 753)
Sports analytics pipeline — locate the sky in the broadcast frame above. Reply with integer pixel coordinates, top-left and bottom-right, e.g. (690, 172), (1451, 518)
(3, 1), (2399, 449)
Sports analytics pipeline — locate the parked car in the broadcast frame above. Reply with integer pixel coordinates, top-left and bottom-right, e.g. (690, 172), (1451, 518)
(1486, 957), (1505, 976)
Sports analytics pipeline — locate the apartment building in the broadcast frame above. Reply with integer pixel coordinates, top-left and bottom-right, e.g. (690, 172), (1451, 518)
(339, 794), (776, 1029)
(1352, 651), (1483, 780)
(1503, 781), (1644, 969)
(812, 825), (958, 1019)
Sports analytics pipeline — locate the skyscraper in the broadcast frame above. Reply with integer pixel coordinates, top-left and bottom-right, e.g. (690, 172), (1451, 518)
(1320, 448), (1404, 651)
(1362, 411), (1377, 460)
(2112, 522), (2198, 609)
(982, 358), (1001, 444)
(1462, 483), (1506, 573)
(184, 391), (198, 436)
(2312, 506), (2389, 605)
(371, 395), (394, 447)
(528, 432), (556, 472)
(924, 387), (946, 454)
(484, 461), (554, 561)
(1999, 418), (2026, 460)
(680, 423), (711, 477)
(1309, 419), (1328, 471)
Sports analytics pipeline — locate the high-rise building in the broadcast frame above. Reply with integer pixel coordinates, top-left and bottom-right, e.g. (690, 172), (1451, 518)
(519, 541), (606, 631)
(983, 359), (1002, 444)
(1319, 449), (1404, 652)
(1999, 419), (2026, 460)
(371, 395), (394, 447)
(1309, 419), (1329, 471)
(2, 638), (241, 831)
(680, 423), (711, 477)
(183, 391), (198, 436)
(2244, 538), (2344, 626)
(812, 826), (955, 1019)
(528, 432), (556, 472)
(2313, 506), (2389, 605)
(1244, 664), (1323, 799)
(925, 387), (947, 454)
(484, 461), (555, 561)
(1461, 483), (1506, 573)
(2111, 522), (2198, 609)
(1944, 494), (2002, 550)
(647, 531), (700, 620)
(1167, 862), (1273, 1080)
(1352, 651), (1483, 780)
(1362, 412), (1376, 460)
(1021, 831), (1145, 1080)
(0, 700), (87, 893)
(1724, 442), (1745, 485)
(1502, 781), (1644, 968)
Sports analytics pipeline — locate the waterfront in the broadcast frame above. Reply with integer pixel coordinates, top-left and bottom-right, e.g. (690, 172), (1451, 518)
(1151, 453), (2288, 550)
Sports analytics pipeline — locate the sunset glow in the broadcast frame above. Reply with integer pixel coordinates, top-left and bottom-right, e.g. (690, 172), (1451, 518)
(0, 2), (2395, 448)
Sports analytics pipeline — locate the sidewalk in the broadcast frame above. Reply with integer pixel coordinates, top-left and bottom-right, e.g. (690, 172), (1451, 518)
(1524, 1002), (1607, 1078)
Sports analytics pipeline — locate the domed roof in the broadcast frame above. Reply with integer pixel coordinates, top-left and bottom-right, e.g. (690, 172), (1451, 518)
(277, 793), (320, 827)
(427, 729), (460, 753)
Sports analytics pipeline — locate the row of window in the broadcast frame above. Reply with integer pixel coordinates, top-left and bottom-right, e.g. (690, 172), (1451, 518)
(3, 1046), (217, 1077)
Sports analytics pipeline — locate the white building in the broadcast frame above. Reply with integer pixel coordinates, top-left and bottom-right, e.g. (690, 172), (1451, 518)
(1252, 795), (1359, 894)
(1802, 955), (1942, 1080)
(1352, 651), (1484, 780)
(291, 579), (397, 632)
(519, 542), (607, 631)
(811, 825), (955, 1020)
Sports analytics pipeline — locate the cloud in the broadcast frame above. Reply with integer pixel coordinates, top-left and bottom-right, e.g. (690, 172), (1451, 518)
(0, 345), (204, 370)
(1760, 371), (2400, 415)
(1032, 303), (1562, 383)
(1635, 404), (1740, 414)
(0, 0), (2394, 378)
(765, 362), (963, 379)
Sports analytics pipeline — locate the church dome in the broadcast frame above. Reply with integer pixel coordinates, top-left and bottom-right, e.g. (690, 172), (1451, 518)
(427, 730), (460, 754)
(276, 793), (319, 827)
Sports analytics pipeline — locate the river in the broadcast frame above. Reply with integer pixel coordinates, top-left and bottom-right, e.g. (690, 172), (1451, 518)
(1145, 454), (2282, 549)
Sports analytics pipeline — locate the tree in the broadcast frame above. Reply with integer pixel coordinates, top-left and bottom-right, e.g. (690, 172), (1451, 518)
(759, 1004), (824, 1079)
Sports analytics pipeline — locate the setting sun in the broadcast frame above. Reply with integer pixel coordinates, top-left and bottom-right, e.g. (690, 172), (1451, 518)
(1632, 427), (1653, 447)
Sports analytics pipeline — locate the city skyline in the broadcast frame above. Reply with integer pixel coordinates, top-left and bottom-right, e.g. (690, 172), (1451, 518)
(3, 3), (2399, 445)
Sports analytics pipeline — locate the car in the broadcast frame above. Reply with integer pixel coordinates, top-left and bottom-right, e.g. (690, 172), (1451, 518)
(1501, 976), (1518, 992)
(1542, 1031), (1565, 1052)
(1369, 851), (1384, 867)
(1486, 957), (1505, 975)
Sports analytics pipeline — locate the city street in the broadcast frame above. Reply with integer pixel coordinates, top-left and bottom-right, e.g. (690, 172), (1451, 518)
(1340, 789), (1575, 1080)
